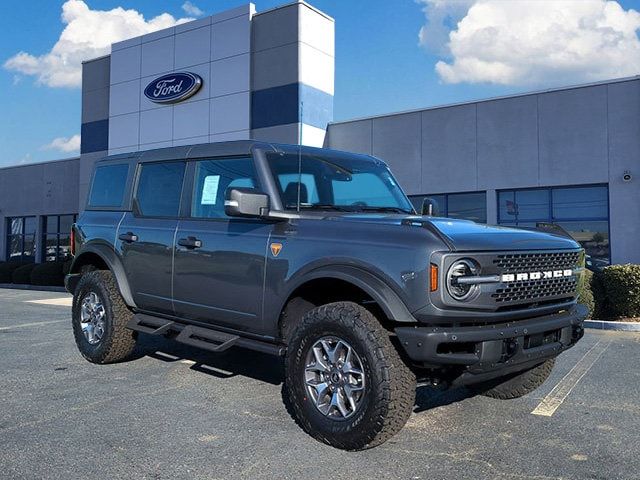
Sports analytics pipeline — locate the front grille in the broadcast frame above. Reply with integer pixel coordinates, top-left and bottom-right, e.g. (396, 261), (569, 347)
(490, 250), (581, 305)
(494, 251), (581, 273)
(492, 277), (577, 303)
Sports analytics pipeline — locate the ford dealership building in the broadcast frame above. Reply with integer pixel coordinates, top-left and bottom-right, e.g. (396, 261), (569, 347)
(0, 1), (638, 266)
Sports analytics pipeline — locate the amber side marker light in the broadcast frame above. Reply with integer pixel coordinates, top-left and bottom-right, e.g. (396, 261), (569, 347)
(70, 227), (76, 257)
(430, 264), (439, 292)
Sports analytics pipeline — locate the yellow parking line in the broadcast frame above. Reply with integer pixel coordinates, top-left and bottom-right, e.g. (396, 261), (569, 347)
(531, 340), (610, 417)
(26, 297), (73, 306)
(0, 319), (67, 331)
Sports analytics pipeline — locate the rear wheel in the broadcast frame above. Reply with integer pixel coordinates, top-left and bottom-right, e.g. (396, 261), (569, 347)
(72, 270), (137, 364)
(284, 301), (416, 450)
(472, 358), (556, 399)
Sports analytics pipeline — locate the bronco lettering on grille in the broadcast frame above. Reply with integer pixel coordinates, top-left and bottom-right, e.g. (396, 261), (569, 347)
(501, 269), (573, 283)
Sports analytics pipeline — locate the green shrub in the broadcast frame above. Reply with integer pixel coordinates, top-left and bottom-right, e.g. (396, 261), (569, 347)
(577, 269), (595, 318)
(601, 264), (640, 319)
(12, 263), (36, 284)
(30, 261), (66, 287)
(590, 271), (610, 319)
(0, 261), (29, 283)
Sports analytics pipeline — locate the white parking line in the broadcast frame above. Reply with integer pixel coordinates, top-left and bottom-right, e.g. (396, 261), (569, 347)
(0, 319), (67, 331)
(26, 298), (73, 306)
(531, 340), (610, 417)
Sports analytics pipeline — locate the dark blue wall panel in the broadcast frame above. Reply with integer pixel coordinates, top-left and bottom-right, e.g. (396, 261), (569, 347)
(251, 83), (333, 130)
(81, 119), (109, 154)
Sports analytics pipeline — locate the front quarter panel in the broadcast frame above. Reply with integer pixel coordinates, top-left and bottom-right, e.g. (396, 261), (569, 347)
(261, 218), (447, 334)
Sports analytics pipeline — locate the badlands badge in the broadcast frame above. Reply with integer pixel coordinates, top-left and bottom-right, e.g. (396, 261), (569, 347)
(270, 243), (283, 257)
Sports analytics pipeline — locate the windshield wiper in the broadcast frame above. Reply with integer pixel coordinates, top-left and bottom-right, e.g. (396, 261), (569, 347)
(354, 206), (415, 214)
(288, 204), (357, 212)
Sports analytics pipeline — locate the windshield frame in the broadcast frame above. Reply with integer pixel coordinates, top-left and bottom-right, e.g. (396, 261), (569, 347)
(264, 148), (416, 215)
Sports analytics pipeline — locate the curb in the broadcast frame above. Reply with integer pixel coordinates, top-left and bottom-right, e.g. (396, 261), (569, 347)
(0, 284), (67, 293)
(584, 319), (640, 332)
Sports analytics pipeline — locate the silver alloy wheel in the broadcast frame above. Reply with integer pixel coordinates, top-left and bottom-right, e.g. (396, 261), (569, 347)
(80, 292), (106, 345)
(304, 336), (366, 420)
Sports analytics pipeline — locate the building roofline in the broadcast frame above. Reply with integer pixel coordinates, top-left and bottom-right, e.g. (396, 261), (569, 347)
(82, 54), (110, 65)
(0, 157), (80, 172)
(329, 75), (640, 126)
(254, 0), (334, 22)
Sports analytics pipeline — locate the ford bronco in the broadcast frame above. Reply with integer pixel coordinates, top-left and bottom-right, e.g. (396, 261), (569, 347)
(66, 141), (587, 450)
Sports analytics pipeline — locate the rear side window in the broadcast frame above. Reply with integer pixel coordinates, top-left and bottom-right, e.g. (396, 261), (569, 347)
(88, 164), (129, 208)
(191, 157), (258, 219)
(135, 162), (186, 217)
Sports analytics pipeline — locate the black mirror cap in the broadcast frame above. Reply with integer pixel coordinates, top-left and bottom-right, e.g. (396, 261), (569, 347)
(421, 197), (440, 216)
(224, 188), (270, 218)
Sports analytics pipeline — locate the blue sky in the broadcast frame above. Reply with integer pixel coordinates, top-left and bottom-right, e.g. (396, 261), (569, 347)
(0, 0), (639, 166)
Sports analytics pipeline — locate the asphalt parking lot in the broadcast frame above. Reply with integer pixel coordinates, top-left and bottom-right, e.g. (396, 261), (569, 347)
(1, 288), (639, 480)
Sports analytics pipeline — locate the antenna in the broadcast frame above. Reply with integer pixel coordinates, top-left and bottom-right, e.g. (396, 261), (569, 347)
(296, 101), (304, 213)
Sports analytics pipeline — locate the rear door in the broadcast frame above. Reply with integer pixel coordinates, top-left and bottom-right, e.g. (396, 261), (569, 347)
(117, 161), (186, 315)
(172, 156), (273, 334)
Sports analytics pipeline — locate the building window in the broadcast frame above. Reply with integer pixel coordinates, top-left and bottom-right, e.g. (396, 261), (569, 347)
(42, 215), (77, 262)
(409, 192), (487, 223)
(6, 216), (36, 263)
(498, 185), (610, 266)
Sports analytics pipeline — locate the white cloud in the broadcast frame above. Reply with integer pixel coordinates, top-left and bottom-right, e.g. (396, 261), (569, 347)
(3, 1), (193, 88)
(419, 0), (640, 86)
(418, 0), (475, 55)
(182, 1), (204, 17)
(42, 134), (81, 153)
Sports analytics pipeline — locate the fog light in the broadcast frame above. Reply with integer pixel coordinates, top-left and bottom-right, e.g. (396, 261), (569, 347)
(446, 259), (479, 301)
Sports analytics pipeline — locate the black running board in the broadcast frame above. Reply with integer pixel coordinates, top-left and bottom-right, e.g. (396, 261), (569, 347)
(127, 313), (286, 356)
(176, 325), (239, 353)
(127, 314), (175, 335)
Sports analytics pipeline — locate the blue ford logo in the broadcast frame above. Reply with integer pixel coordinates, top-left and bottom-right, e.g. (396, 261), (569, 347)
(144, 72), (202, 104)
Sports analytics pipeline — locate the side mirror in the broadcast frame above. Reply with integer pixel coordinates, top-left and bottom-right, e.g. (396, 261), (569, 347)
(421, 197), (440, 216)
(224, 188), (270, 218)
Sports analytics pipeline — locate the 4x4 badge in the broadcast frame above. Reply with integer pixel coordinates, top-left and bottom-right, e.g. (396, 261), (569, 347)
(270, 243), (283, 257)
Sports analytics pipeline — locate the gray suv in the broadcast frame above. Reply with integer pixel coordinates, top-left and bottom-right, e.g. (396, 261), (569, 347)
(66, 141), (587, 450)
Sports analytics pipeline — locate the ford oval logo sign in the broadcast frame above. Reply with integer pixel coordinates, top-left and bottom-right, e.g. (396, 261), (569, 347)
(144, 72), (202, 104)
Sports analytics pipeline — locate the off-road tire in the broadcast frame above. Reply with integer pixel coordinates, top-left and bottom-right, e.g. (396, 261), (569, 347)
(285, 301), (416, 450)
(72, 270), (137, 364)
(474, 358), (556, 400)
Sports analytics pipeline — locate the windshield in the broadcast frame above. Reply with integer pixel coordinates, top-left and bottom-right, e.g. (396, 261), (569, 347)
(267, 151), (415, 214)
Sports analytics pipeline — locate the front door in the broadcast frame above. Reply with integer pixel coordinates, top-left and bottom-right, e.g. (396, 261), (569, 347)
(117, 161), (186, 315)
(172, 157), (272, 334)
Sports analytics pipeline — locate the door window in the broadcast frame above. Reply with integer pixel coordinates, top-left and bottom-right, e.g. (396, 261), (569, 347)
(135, 162), (186, 217)
(191, 157), (258, 219)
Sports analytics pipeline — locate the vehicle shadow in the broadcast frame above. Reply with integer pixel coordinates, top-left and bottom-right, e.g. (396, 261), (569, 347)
(414, 384), (475, 413)
(134, 334), (476, 411)
(135, 333), (284, 386)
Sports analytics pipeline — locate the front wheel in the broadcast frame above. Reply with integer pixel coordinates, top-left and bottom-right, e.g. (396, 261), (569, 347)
(284, 302), (416, 450)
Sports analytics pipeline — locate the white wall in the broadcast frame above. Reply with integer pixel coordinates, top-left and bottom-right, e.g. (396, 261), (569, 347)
(108, 5), (255, 155)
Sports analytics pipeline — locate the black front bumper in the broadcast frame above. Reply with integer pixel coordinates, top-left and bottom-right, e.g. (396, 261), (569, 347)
(396, 304), (587, 386)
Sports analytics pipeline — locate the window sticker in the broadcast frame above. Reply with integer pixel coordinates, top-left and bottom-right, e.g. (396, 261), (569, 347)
(201, 175), (220, 205)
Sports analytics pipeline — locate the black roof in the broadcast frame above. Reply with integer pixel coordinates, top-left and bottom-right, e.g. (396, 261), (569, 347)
(98, 140), (372, 165)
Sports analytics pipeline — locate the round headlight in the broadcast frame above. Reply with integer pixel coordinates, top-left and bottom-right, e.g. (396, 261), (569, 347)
(446, 259), (479, 301)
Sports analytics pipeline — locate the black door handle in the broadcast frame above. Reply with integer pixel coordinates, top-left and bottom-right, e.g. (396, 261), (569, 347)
(119, 232), (138, 243)
(178, 236), (203, 249)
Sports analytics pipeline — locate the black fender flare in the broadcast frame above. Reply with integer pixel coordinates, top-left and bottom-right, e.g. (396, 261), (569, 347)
(69, 244), (137, 308)
(281, 265), (417, 323)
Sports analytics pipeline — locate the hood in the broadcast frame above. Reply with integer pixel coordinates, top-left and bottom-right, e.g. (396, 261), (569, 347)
(327, 214), (580, 252)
